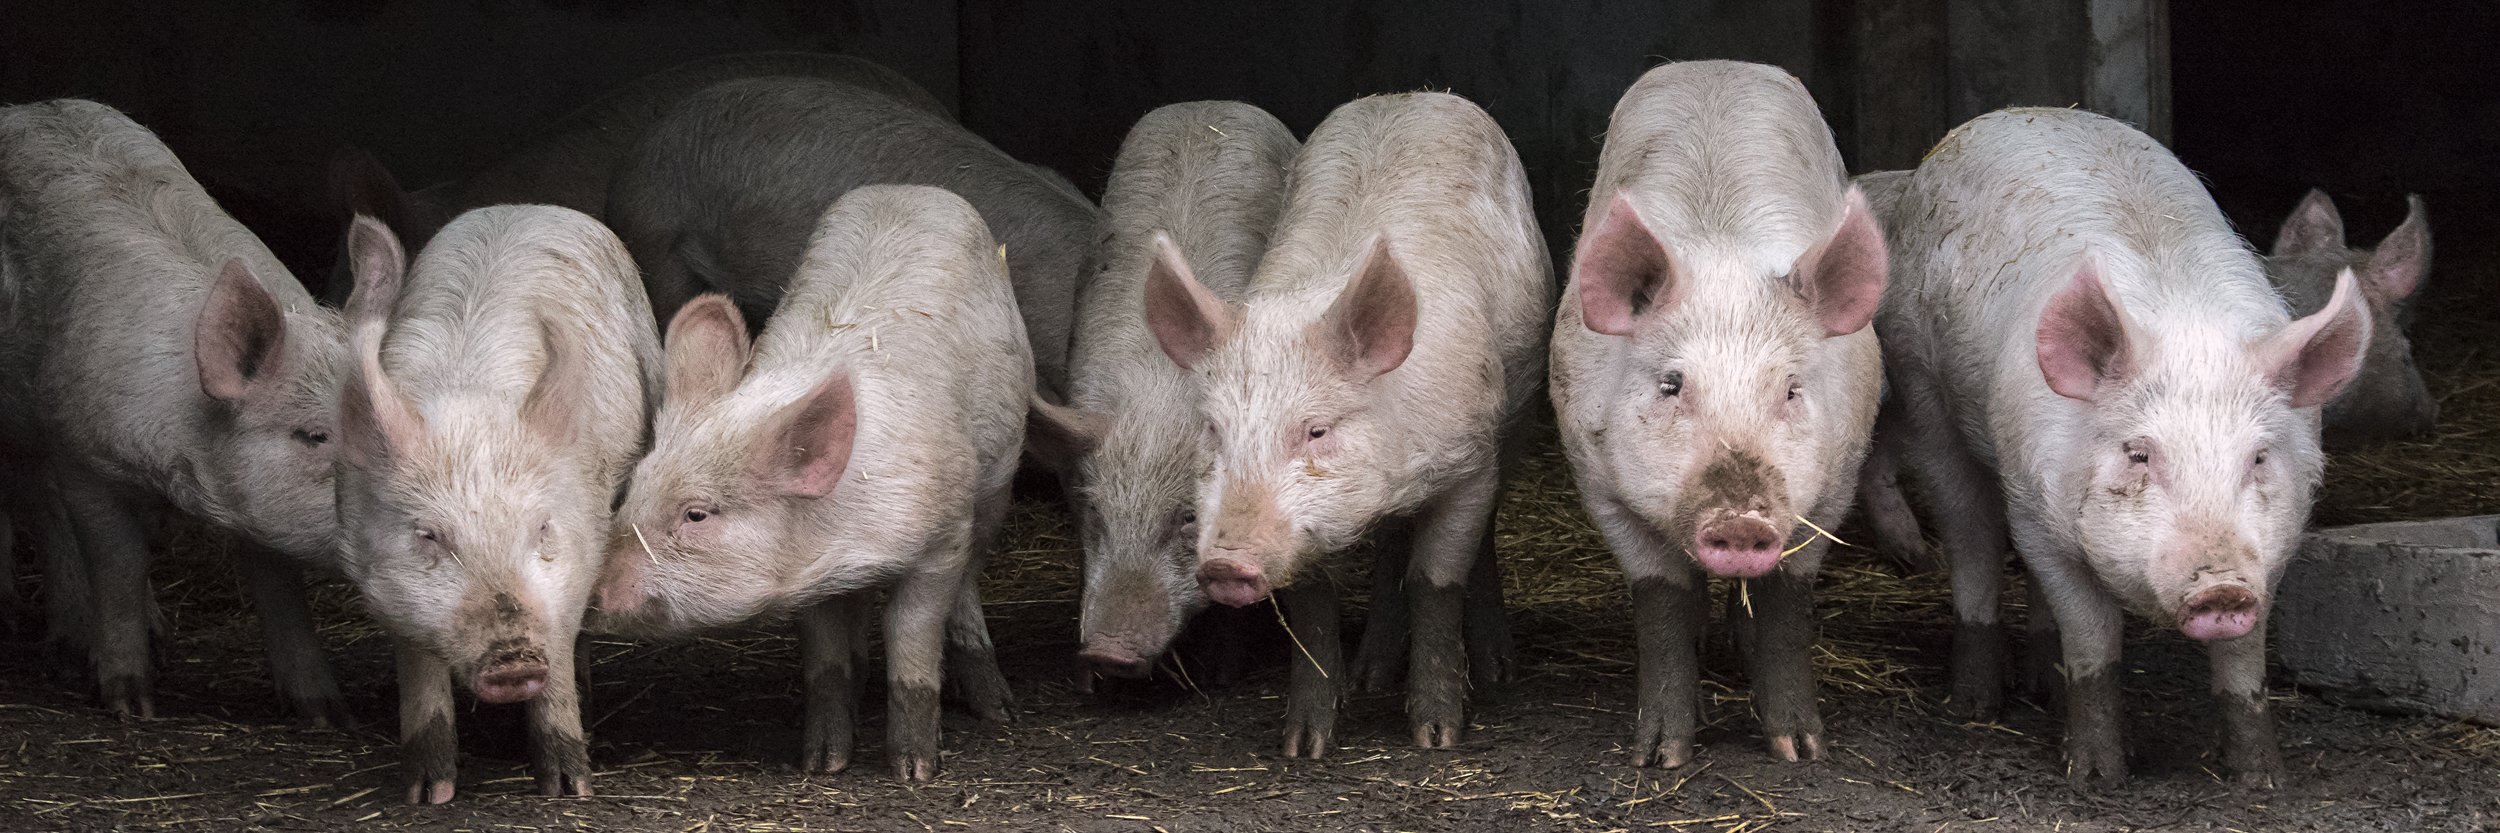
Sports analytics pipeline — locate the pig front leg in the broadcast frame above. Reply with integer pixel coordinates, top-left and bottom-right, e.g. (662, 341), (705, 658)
(33, 489), (95, 685)
(1733, 556), (1823, 762)
(2208, 618), (2282, 788)
(1852, 429), (1931, 572)
(2025, 548), (2129, 788)
(2020, 575), (2065, 701)
(1348, 519), (1410, 693)
(395, 642), (460, 804)
(1890, 377), (2014, 719)
(58, 471), (157, 718)
(798, 594), (869, 773)
(235, 547), (354, 728)
(527, 625), (592, 797)
(1464, 515), (1516, 690)
(1594, 499), (1707, 768)
(943, 484), (1014, 722)
(886, 561), (959, 782)
(1277, 579), (1344, 758)
(1407, 467), (1498, 750)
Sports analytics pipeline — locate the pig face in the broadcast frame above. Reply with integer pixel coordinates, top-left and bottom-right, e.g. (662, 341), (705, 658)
(2036, 262), (2371, 641)
(334, 217), (603, 704)
(192, 259), (348, 560)
(1029, 392), (1205, 677)
(1147, 235), (1416, 608)
(2266, 190), (2435, 445)
(596, 296), (856, 634)
(1571, 190), (1886, 578)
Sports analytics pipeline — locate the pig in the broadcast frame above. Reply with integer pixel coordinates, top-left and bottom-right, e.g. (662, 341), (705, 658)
(2266, 190), (2435, 446)
(0, 100), (352, 725)
(333, 206), (661, 803)
(1877, 108), (2369, 788)
(593, 185), (1031, 782)
(1549, 61), (1890, 768)
(605, 76), (1100, 400)
(1145, 92), (1551, 756)
(1019, 101), (1299, 682)
(324, 52), (950, 303)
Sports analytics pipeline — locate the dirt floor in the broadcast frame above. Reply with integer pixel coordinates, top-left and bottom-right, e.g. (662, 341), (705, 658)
(3, 209), (2497, 832)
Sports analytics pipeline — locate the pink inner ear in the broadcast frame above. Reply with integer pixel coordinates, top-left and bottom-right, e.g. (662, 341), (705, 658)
(1795, 188), (1889, 337)
(343, 214), (406, 326)
(1573, 194), (1675, 336)
(1142, 231), (1231, 370)
(2364, 196), (2431, 301)
(195, 259), (288, 402)
(2267, 269), (2374, 409)
(2035, 261), (2133, 401)
(2270, 188), (2345, 258)
(1324, 236), (1417, 379)
(663, 294), (752, 407)
(762, 370), (858, 499)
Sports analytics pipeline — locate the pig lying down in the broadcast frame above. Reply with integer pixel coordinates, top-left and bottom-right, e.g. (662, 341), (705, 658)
(1022, 100), (1300, 683)
(1149, 92), (1551, 756)
(1550, 61), (1888, 768)
(335, 207), (661, 803)
(0, 99), (353, 726)
(597, 185), (1031, 782)
(1877, 108), (2368, 788)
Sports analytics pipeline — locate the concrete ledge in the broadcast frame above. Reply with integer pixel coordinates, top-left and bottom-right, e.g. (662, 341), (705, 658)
(2277, 515), (2500, 725)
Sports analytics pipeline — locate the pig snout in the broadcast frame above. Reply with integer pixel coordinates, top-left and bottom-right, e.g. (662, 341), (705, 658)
(471, 642), (551, 704)
(593, 548), (651, 618)
(1198, 557), (1271, 608)
(2178, 583), (2265, 642)
(1076, 642), (1158, 679)
(1692, 514), (1786, 579)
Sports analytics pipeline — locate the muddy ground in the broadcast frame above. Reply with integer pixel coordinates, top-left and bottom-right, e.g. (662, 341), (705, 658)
(1, 202), (2495, 832)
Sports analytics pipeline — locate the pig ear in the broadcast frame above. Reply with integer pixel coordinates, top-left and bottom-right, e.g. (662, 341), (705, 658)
(1142, 230), (1233, 370)
(2361, 195), (2430, 302)
(195, 259), (290, 403)
(1790, 186), (1889, 337)
(2035, 260), (2137, 401)
(1574, 194), (1678, 336)
(2258, 268), (2374, 409)
(663, 294), (752, 408)
(341, 214), (407, 327)
(341, 316), (424, 467)
(1320, 235), (1417, 380)
(520, 316), (587, 446)
(1024, 395), (1105, 473)
(2270, 189), (2345, 259)
(328, 146), (410, 241)
(754, 369), (858, 499)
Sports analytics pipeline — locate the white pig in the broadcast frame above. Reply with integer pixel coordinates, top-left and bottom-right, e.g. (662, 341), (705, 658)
(1549, 60), (1889, 768)
(1146, 92), (1551, 757)
(334, 207), (661, 803)
(1022, 101), (1299, 681)
(594, 185), (1031, 782)
(606, 76), (1099, 400)
(1878, 108), (2368, 788)
(0, 100), (352, 725)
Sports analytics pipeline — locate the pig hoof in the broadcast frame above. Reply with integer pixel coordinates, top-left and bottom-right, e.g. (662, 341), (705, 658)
(1412, 720), (1463, 750)
(1767, 732), (1824, 763)
(1348, 649), (1405, 693)
(405, 779), (457, 805)
(1281, 720), (1334, 759)
(2064, 734), (2129, 788)
(893, 754), (939, 783)
(97, 674), (156, 719)
(536, 769), (594, 798)
(290, 693), (360, 731)
(1633, 733), (1695, 769)
(803, 747), (851, 775)
(2231, 765), (2281, 791)
(1946, 675), (2003, 722)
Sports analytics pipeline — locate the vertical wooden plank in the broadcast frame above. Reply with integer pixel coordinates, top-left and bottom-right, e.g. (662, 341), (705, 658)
(1945, 0), (2089, 124)
(1850, 0), (1949, 172)
(2086, 0), (2171, 143)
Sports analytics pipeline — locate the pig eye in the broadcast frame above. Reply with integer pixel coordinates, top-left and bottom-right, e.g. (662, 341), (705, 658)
(1658, 371), (1683, 398)
(291, 428), (330, 446)
(2252, 449), (2269, 467)
(1786, 381), (1802, 401)
(1179, 508), (1199, 528)
(1307, 425), (1329, 440)
(2123, 441), (2151, 466)
(683, 507), (712, 524)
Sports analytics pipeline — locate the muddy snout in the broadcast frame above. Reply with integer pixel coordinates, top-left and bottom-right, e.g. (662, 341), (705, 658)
(470, 640), (551, 704)
(1692, 511), (1787, 579)
(2178, 582), (2265, 642)
(1198, 556), (1271, 608)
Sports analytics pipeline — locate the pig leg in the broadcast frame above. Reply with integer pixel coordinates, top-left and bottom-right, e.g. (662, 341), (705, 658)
(36, 488), (95, 685)
(1277, 579), (1345, 758)
(1595, 497), (1707, 767)
(1407, 467), (1497, 750)
(886, 557), (960, 782)
(2208, 619), (2282, 788)
(58, 472), (157, 718)
(1733, 558), (1824, 762)
(234, 548), (354, 728)
(797, 594), (868, 773)
(527, 626), (593, 797)
(2019, 574), (2064, 702)
(1349, 519), (1410, 692)
(395, 642), (459, 804)
(2024, 544), (2129, 788)
(943, 483), (1013, 722)
(1853, 428), (1931, 572)
(1892, 378), (2013, 719)
(1464, 510), (1516, 690)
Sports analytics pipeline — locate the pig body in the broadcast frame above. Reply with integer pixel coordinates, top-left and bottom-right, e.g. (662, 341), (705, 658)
(327, 52), (949, 303)
(1022, 101), (1298, 681)
(0, 100), (352, 724)
(1550, 61), (1889, 768)
(2265, 190), (2434, 446)
(597, 185), (1030, 782)
(334, 206), (661, 803)
(1146, 92), (1550, 756)
(1877, 108), (2368, 787)
(607, 76), (1098, 399)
